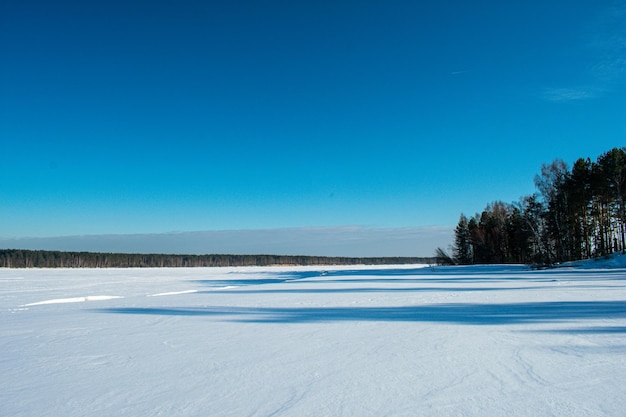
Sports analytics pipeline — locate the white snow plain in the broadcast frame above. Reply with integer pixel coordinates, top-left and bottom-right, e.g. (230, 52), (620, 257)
(1, 259), (625, 417)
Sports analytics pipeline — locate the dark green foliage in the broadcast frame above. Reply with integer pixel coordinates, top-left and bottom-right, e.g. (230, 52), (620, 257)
(0, 249), (435, 268)
(454, 147), (626, 265)
(460, 201), (532, 264)
(453, 214), (473, 264)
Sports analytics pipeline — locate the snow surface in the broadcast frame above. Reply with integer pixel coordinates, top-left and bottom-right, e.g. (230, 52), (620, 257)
(2, 260), (626, 417)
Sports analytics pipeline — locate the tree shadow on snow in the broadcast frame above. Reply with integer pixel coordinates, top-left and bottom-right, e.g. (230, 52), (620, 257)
(213, 266), (626, 286)
(97, 300), (626, 326)
(531, 326), (626, 334)
(198, 286), (547, 295)
(189, 271), (324, 288)
(188, 266), (626, 291)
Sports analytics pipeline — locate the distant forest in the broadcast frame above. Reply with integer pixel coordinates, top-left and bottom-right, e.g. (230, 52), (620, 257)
(0, 249), (435, 268)
(445, 147), (626, 266)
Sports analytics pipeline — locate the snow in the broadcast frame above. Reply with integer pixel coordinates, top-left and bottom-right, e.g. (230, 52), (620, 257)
(1, 261), (625, 416)
(23, 295), (123, 306)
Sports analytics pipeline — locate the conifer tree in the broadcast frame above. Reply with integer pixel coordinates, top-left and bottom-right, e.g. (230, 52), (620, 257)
(453, 214), (473, 264)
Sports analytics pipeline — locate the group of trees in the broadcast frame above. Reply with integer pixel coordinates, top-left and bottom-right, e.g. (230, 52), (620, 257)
(0, 249), (434, 268)
(449, 147), (626, 265)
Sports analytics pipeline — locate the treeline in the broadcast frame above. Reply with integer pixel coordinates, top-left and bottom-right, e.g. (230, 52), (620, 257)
(0, 249), (434, 268)
(449, 147), (626, 265)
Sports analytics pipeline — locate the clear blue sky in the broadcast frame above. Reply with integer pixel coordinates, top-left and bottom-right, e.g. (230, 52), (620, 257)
(1, 1), (625, 255)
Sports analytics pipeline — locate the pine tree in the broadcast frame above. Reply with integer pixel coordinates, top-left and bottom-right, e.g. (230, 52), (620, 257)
(597, 147), (626, 253)
(453, 214), (473, 264)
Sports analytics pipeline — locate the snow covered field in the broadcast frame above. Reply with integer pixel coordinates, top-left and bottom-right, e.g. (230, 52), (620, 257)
(2, 260), (626, 417)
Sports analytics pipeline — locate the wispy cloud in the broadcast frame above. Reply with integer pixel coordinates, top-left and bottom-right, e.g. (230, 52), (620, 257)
(542, 87), (603, 102)
(587, 1), (626, 82)
(0, 226), (454, 258)
(543, 1), (625, 102)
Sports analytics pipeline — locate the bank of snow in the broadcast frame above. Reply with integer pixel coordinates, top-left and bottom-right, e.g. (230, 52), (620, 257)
(1, 261), (625, 417)
(564, 252), (626, 269)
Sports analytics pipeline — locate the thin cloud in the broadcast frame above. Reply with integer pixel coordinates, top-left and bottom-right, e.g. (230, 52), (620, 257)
(543, 2), (625, 102)
(587, 2), (626, 82)
(592, 56), (626, 82)
(0, 226), (454, 258)
(542, 87), (602, 102)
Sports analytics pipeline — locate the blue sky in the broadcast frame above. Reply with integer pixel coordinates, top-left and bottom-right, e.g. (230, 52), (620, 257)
(1, 0), (625, 256)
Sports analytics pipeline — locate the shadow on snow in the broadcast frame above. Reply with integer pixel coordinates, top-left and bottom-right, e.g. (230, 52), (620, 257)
(190, 271), (324, 288)
(196, 286), (549, 295)
(531, 326), (626, 334)
(188, 266), (626, 291)
(96, 300), (626, 326)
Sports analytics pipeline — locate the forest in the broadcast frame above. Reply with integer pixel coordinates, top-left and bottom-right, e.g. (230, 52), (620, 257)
(447, 147), (626, 266)
(0, 249), (434, 268)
